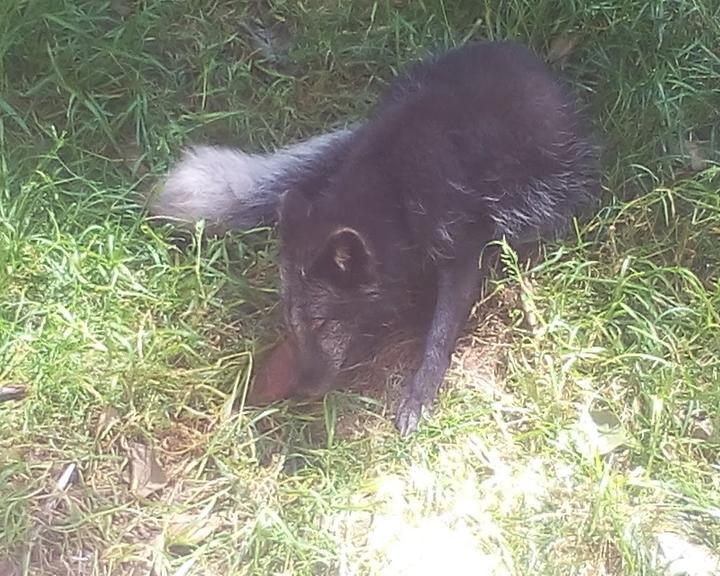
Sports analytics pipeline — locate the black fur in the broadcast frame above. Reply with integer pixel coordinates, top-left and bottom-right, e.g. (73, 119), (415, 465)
(277, 41), (599, 434)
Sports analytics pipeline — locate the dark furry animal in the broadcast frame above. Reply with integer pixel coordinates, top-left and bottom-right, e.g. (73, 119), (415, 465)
(153, 41), (599, 434)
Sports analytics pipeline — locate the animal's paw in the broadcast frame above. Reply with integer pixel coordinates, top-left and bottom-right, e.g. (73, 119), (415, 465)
(395, 389), (434, 436)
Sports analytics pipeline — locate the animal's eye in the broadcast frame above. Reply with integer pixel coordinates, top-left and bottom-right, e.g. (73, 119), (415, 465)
(310, 318), (327, 331)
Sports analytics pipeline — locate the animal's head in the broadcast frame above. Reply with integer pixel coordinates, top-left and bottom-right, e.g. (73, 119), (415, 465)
(278, 219), (388, 397)
(276, 158), (435, 398)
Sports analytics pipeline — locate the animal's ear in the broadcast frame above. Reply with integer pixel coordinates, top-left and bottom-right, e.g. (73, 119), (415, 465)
(310, 227), (376, 289)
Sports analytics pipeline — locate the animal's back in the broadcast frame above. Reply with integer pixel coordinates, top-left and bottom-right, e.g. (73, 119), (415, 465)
(350, 41), (599, 257)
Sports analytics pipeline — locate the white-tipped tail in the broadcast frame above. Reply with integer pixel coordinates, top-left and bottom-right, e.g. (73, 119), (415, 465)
(155, 146), (263, 229)
(150, 128), (353, 232)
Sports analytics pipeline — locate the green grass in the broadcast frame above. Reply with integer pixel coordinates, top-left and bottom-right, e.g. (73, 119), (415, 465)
(1, 1), (719, 574)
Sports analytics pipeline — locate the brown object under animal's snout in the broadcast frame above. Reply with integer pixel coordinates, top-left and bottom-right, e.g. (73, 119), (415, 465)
(248, 330), (425, 407)
(247, 338), (301, 405)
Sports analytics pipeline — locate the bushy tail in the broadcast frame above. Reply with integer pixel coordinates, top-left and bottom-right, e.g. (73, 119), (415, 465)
(150, 128), (353, 233)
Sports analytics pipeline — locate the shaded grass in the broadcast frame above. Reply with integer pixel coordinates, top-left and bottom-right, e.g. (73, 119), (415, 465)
(1, 0), (719, 574)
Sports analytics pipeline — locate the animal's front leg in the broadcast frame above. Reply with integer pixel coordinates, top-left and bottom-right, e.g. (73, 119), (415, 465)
(395, 250), (484, 435)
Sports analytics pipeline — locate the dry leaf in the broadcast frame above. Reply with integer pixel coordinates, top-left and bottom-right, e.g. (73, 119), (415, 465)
(43, 462), (79, 515)
(56, 463), (77, 491)
(110, 0), (132, 18)
(547, 35), (579, 67)
(166, 502), (222, 548)
(127, 441), (168, 497)
(574, 407), (629, 457)
(684, 140), (709, 172)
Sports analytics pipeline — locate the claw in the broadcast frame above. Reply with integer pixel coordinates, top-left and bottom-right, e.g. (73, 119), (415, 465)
(395, 393), (434, 436)
(395, 398), (422, 435)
